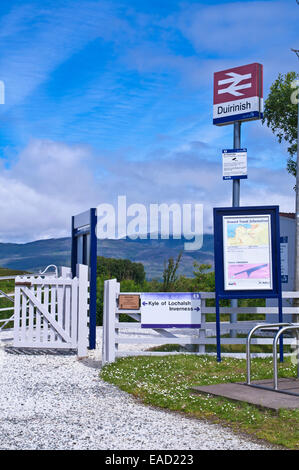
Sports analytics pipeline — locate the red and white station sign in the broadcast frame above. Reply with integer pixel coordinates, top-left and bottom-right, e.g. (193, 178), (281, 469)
(213, 63), (263, 126)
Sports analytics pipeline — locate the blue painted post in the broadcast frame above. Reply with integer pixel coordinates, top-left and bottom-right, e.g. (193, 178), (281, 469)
(71, 216), (77, 278)
(89, 208), (97, 350)
(71, 209), (98, 350)
(216, 296), (221, 362)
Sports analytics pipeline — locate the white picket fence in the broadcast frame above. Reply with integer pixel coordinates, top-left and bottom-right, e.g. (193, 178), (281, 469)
(102, 278), (299, 364)
(0, 265), (89, 357)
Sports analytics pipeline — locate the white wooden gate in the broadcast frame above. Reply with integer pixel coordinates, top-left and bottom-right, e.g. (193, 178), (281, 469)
(13, 264), (89, 356)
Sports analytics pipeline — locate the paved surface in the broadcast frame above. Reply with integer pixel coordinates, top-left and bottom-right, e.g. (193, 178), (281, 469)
(192, 378), (299, 411)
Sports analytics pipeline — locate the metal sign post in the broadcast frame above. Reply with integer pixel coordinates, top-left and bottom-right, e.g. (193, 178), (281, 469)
(213, 63), (269, 357)
(230, 122), (241, 333)
(232, 122), (241, 206)
(291, 48), (299, 324)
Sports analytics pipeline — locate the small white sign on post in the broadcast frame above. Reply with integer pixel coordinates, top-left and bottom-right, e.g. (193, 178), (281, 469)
(222, 148), (247, 180)
(140, 292), (201, 328)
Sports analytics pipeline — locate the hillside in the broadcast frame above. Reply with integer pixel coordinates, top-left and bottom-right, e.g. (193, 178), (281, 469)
(0, 235), (214, 279)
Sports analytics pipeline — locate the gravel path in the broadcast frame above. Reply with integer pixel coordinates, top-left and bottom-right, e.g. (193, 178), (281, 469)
(0, 333), (274, 450)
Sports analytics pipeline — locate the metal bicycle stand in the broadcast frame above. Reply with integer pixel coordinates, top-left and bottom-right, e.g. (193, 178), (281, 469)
(246, 323), (291, 385)
(273, 325), (299, 393)
(246, 323), (299, 397)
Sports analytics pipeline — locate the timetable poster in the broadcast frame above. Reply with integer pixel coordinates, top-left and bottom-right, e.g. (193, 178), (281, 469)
(223, 214), (273, 291)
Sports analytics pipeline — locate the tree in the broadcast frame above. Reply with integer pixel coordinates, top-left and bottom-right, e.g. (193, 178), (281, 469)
(97, 256), (145, 283)
(162, 251), (182, 291)
(262, 71), (298, 176)
(192, 262), (215, 291)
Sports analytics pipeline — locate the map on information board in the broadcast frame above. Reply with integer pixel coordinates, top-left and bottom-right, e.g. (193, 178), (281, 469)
(223, 215), (273, 291)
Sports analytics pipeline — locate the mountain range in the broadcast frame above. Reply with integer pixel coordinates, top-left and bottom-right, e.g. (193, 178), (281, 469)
(0, 235), (214, 279)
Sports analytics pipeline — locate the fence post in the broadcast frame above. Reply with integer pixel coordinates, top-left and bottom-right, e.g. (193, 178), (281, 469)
(102, 280), (108, 364)
(102, 279), (118, 364)
(198, 296), (206, 354)
(61, 266), (72, 278)
(115, 281), (120, 357)
(77, 264), (89, 358)
(13, 283), (21, 346)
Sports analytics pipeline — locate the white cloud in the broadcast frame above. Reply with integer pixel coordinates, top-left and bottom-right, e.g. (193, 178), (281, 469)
(93, 142), (296, 233)
(0, 1), (295, 243)
(0, 139), (100, 242)
(124, 0), (298, 92)
(172, 1), (297, 55)
(12, 139), (96, 199)
(0, 137), (294, 242)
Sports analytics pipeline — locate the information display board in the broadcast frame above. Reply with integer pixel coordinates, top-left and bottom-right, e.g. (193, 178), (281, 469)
(214, 206), (281, 299)
(213, 206), (282, 362)
(223, 213), (272, 291)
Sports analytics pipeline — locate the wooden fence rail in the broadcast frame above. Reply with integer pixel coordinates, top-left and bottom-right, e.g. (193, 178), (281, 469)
(102, 279), (299, 364)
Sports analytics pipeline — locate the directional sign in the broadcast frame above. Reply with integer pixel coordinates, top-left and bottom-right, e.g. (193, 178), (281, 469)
(222, 148), (247, 180)
(140, 292), (201, 328)
(213, 63), (263, 126)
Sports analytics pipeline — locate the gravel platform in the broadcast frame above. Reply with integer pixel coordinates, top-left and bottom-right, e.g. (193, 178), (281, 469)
(0, 333), (274, 450)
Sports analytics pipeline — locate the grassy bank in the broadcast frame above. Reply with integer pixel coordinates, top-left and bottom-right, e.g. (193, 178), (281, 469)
(101, 355), (299, 449)
(0, 267), (28, 328)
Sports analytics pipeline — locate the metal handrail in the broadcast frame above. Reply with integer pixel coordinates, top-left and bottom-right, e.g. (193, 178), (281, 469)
(39, 265), (58, 277)
(246, 322), (299, 397)
(246, 323), (292, 385)
(273, 324), (299, 391)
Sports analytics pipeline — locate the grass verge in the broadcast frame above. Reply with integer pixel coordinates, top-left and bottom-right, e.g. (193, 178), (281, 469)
(100, 354), (299, 449)
(0, 267), (28, 328)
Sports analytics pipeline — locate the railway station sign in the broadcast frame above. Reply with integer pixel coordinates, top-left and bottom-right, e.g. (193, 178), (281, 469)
(213, 63), (263, 126)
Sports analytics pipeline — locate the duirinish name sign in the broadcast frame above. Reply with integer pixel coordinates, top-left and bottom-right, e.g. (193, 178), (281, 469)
(213, 63), (263, 126)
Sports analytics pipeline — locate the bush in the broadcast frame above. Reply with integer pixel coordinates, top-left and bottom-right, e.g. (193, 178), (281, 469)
(97, 256), (145, 283)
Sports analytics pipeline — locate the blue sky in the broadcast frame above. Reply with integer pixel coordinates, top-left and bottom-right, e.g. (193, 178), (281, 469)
(0, 0), (298, 241)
